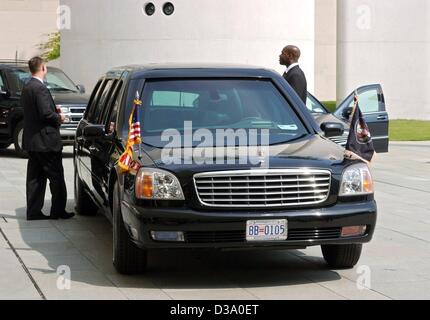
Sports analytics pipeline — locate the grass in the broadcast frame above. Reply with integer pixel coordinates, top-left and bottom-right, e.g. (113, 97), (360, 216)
(321, 101), (430, 141)
(389, 120), (430, 141)
(322, 101), (337, 113)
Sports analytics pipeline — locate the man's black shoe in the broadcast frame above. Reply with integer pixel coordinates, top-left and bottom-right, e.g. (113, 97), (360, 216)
(27, 213), (51, 221)
(51, 211), (75, 220)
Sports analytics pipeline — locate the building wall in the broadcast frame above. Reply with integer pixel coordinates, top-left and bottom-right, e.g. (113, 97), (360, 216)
(337, 0), (430, 120)
(60, 0), (316, 92)
(0, 0), (59, 62)
(315, 0), (337, 101)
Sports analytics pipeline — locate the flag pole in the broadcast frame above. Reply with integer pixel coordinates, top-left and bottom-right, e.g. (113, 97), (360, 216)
(136, 91), (143, 161)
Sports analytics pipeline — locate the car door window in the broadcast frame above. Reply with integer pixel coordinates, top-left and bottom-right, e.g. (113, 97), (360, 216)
(105, 81), (123, 134)
(87, 79), (113, 123)
(0, 72), (6, 92)
(85, 79), (103, 122)
(98, 79), (119, 125)
(306, 94), (327, 114)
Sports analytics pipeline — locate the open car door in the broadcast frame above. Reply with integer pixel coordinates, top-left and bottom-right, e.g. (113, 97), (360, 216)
(334, 84), (389, 153)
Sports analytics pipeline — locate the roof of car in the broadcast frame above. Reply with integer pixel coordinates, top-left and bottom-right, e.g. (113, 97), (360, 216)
(106, 63), (278, 79)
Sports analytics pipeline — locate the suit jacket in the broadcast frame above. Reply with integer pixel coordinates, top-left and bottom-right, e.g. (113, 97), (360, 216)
(21, 78), (62, 152)
(283, 65), (308, 103)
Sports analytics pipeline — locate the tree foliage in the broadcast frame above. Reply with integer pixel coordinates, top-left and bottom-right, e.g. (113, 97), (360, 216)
(38, 32), (61, 62)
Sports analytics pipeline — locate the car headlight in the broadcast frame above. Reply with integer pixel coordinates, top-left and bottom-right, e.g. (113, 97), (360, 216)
(339, 163), (374, 196)
(135, 168), (185, 200)
(60, 107), (70, 113)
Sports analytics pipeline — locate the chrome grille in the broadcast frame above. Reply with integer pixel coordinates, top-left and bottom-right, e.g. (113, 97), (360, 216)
(328, 131), (349, 147)
(194, 169), (331, 208)
(62, 104), (86, 125)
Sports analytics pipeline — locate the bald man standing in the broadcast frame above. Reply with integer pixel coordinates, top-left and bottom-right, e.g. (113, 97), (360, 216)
(279, 45), (307, 103)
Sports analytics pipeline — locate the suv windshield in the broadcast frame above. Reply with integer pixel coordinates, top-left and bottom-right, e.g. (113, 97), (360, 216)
(140, 79), (309, 147)
(9, 67), (78, 94)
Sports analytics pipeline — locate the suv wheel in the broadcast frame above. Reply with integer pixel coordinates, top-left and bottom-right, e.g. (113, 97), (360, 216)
(112, 183), (147, 274)
(74, 166), (98, 215)
(13, 121), (28, 158)
(321, 244), (363, 269)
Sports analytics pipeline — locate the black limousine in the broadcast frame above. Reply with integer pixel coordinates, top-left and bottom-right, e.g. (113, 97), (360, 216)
(74, 64), (377, 274)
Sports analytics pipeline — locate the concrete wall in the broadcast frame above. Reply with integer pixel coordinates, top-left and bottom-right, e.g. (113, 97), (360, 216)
(315, 0), (337, 101)
(60, 0), (316, 92)
(0, 0), (59, 61)
(337, 0), (430, 120)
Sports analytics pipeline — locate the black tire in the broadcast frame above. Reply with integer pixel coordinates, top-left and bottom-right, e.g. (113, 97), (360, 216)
(74, 166), (98, 216)
(0, 143), (11, 149)
(321, 244), (363, 269)
(13, 121), (28, 158)
(112, 183), (147, 274)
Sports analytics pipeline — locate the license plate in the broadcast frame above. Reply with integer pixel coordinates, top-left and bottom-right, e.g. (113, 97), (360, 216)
(246, 219), (288, 241)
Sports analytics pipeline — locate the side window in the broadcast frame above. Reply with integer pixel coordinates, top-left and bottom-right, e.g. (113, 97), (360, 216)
(105, 81), (124, 134)
(346, 89), (380, 113)
(88, 79), (114, 123)
(0, 73), (5, 91)
(357, 89), (380, 113)
(85, 80), (103, 121)
(306, 95), (326, 114)
(98, 79), (119, 124)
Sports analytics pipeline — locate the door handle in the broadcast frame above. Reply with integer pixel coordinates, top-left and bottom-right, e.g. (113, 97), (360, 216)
(377, 115), (387, 120)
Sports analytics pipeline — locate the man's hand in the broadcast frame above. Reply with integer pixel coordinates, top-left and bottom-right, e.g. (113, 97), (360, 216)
(60, 113), (66, 124)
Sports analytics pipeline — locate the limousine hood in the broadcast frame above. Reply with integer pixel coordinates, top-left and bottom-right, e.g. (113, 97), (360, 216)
(141, 134), (347, 176)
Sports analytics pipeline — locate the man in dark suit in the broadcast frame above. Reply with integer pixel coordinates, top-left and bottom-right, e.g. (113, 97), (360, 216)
(279, 45), (308, 103)
(21, 57), (74, 220)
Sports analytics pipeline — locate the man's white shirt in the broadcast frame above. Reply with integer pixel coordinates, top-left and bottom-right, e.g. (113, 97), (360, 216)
(285, 63), (299, 75)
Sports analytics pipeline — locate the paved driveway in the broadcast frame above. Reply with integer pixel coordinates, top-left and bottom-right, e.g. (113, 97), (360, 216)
(0, 142), (429, 300)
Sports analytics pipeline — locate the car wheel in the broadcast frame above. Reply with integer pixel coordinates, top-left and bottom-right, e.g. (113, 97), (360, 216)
(0, 143), (11, 149)
(112, 182), (147, 274)
(74, 166), (98, 216)
(13, 121), (28, 158)
(321, 244), (363, 269)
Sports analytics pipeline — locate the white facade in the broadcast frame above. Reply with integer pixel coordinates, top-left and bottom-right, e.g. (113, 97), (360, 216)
(0, 0), (59, 62)
(337, 0), (430, 120)
(60, 0), (316, 93)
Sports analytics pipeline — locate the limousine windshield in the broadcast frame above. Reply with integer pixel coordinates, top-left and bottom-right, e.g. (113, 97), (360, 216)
(139, 79), (309, 147)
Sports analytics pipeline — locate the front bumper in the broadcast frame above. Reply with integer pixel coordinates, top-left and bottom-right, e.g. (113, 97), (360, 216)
(60, 128), (77, 145)
(121, 201), (377, 250)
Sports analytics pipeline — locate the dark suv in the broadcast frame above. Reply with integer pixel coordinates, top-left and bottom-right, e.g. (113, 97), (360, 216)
(74, 65), (377, 274)
(0, 60), (89, 157)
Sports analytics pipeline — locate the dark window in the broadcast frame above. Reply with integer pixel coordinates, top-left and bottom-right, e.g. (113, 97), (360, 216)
(87, 79), (116, 123)
(0, 72), (6, 92)
(104, 80), (124, 134)
(84, 79), (103, 121)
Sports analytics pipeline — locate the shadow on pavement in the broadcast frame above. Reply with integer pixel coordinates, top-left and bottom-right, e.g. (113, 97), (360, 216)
(4, 202), (342, 294)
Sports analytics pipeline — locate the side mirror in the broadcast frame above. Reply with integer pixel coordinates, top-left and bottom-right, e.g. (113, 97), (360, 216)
(83, 125), (105, 140)
(342, 107), (353, 119)
(0, 87), (10, 98)
(76, 84), (86, 94)
(321, 122), (344, 138)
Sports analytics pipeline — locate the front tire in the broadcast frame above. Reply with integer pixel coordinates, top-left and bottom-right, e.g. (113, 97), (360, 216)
(112, 183), (147, 274)
(321, 244), (363, 269)
(13, 121), (28, 158)
(74, 166), (98, 216)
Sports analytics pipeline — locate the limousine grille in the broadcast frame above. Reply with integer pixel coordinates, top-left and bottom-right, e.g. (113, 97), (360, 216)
(194, 169), (331, 208)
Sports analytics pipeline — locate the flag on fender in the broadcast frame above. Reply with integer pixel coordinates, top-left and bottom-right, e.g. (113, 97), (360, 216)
(344, 94), (376, 164)
(118, 92), (142, 173)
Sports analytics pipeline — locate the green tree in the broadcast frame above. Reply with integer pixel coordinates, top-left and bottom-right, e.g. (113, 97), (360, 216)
(38, 32), (61, 62)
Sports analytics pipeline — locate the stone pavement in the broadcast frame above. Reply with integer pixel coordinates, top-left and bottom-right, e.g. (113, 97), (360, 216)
(0, 142), (429, 300)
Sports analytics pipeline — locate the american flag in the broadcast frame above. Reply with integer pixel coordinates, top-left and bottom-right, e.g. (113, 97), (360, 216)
(118, 92), (142, 173)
